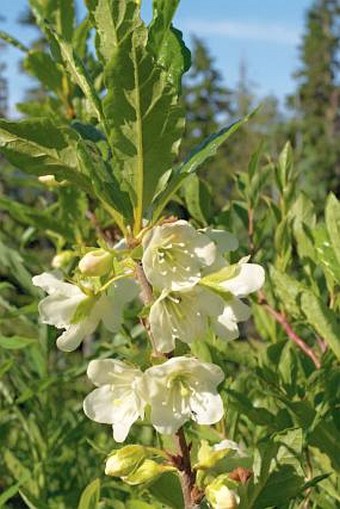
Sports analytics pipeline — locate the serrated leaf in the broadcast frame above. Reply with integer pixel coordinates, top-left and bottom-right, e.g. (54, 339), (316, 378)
(46, 25), (105, 127)
(78, 478), (100, 509)
(0, 118), (91, 190)
(148, 0), (191, 89)
(314, 225), (340, 284)
(100, 4), (184, 231)
(300, 291), (340, 360)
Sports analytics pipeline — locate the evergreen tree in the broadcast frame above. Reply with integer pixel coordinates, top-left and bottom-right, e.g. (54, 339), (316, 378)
(292, 0), (340, 198)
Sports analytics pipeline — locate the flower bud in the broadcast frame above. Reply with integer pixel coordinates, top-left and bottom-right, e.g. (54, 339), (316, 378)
(105, 445), (147, 477)
(52, 250), (75, 269)
(205, 477), (239, 509)
(78, 249), (113, 277)
(196, 440), (243, 470)
(123, 459), (174, 485)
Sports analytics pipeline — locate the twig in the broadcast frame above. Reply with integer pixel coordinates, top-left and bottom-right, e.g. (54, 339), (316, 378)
(173, 429), (199, 509)
(258, 292), (321, 369)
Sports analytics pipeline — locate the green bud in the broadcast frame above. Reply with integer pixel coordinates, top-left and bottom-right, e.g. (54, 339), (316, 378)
(78, 249), (113, 277)
(105, 445), (147, 478)
(195, 440), (241, 471)
(123, 459), (175, 486)
(51, 250), (75, 269)
(205, 476), (239, 509)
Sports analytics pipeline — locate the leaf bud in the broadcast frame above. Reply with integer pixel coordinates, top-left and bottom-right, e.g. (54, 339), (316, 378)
(78, 249), (113, 277)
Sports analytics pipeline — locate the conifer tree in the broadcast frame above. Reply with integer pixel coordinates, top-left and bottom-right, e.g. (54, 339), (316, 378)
(293, 0), (340, 198)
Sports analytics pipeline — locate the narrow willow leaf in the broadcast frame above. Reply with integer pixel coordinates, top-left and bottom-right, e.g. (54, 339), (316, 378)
(0, 30), (28, 52)
(57, 0), (75, 42)
(0, 336), (36, 350)
(24, 51), (63, 95)
(300, 291), (340, 360)
(0, 118), (91, 191)
(325, 192), (340, 264)
(0, 196), (73, 239)
(0, 240), (39, 297)
(78, 478), (100, 509)
(151, 114), (252, 222)
(183, 174), (212, 226)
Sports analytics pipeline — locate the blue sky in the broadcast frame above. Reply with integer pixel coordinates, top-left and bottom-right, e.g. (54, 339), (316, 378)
(0, 0), (313, 116)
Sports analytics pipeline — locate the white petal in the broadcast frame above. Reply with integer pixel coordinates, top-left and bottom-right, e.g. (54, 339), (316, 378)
(87, 359), (141, 387)
(149, 395), (188, 435)
(219, 263), (265, 297)
(212, 298), (251, 340)
(32, 272), (81, 296)
(102, 278), (139, 331)
(149, 298), (176, 353)
(56, 317), (97, 351)
(38, 292), (86, 328)
(192, 232), (216, 267)
(189, 390), (224, 425)
(83, 386), (118, 424)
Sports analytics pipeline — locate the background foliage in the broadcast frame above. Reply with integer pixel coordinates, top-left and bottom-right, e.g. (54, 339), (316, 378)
(0, 0), (339, 508)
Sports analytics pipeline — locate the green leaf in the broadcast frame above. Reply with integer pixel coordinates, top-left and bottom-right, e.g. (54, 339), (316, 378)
(269, 266), (305, 319)
(0, 195), (75, 240)
(78, 478), (101, 509)
(149, 472), (184, 509)
(276, 141), (293, 193)
(183, 175), (212, 226)
(325, 192), (340, 264)
(300, 291), (340, 360)
(151, 114), (252, 222)
(253, 465), (304, 508)
(314, 225), (340, 284)
(46, 25), (105, 127)
(0, 30), (28, 51)
(24, 51), (63, 95)
(101, 4), (184, 231)
(0, 240), (39, 297)
(0, 335), (36, 350)
(148, 0), (191, 89)
(0, 118), (91, 190)
(57, 0), (75, 42)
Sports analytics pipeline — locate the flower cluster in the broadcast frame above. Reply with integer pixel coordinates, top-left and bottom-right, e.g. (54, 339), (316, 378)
(142, 220), (265, 353)
(33, 219), (264, 506)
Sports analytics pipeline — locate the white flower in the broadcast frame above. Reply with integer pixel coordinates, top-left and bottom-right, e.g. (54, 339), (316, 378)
(142, 220), (216, 291)
(141, 356), (224, 434)
(32, 272), (138, 351)
(83, 359), (145, 442)
(201, 260), (265, 341)
(149, 286), (224, 353)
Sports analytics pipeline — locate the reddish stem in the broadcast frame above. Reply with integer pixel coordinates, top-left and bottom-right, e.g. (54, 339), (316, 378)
(259, 292), (321, 369)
